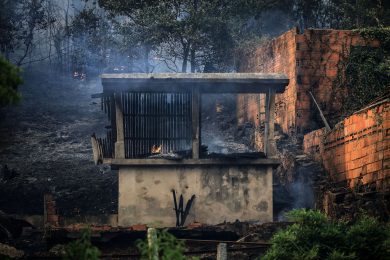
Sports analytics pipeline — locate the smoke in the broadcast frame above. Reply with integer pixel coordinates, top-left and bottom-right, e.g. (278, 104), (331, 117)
(290, 179), (315, 209)
(275, 149), (318, 221)
(200, 93), (259, 154)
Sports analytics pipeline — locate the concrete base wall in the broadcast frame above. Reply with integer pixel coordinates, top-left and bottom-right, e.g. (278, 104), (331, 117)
(118, 164), (273, 227)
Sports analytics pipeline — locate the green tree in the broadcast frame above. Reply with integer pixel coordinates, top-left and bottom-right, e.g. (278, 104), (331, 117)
(0, 55), (22, 106)
(94, 0), (390, 73)
(98, 0), (284, 72)
(291, 0), (390, 30)
(263, 209), (390, 260)
(0, 0), (55, 66)
(70, 6), (113, 77)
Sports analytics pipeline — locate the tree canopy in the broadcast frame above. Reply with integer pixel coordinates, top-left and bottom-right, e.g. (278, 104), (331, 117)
(1, 0), (388, 74)
(95, 0), (389, 73)
(0, 55), (22, 106)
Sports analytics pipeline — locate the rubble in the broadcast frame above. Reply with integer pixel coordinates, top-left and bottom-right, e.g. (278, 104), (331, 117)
(322, 186), (390, 221)
(273, 132), (327, 219)
(0, 66), (386, 258)
(39, 220), (287, 259)
(0, 211), (34, 241)
(0, 243), (24, 258)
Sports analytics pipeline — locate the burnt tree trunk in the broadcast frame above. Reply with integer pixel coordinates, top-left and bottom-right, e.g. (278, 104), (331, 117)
(144, 45), (150, 73)
(181, 43), (189, 73)
(190, 47), (196, 73)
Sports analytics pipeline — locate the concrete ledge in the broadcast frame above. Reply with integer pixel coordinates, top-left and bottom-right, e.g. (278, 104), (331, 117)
(104, 158), (280, 166)
(100, 73), (289, 94)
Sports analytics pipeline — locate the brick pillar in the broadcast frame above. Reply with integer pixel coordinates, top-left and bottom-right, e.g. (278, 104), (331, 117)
(44, 194), (59, 227)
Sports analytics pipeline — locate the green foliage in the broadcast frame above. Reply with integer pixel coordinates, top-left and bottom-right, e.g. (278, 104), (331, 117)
(0, 55), (22, 106)
(136, 229), (198, 260)
(91, 1), (390, 73)
(346, 215), (390, 259)
(63, 228), (100, 260)
(0, 0), (55, 66)
(334, 27), (390, 115)
(262, 209), (390, 260)
(358, 27), (390, 51)
(99, 0), (241, 72)
(70, 7), (112, 75)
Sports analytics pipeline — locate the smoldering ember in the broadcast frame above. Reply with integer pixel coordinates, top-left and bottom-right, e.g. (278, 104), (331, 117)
(0, 1), (389, 259)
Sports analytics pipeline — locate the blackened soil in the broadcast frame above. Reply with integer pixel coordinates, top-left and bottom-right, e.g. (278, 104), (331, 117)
(0, 68), (117, 217)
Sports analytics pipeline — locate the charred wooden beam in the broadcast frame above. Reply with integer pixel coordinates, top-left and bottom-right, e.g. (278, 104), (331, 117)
(192, 89), (200, 159)
(264, 89), (276, 157)
(114, 93), (125, 159)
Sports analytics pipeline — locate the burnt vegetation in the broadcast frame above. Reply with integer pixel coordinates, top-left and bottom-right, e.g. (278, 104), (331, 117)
(0, 0), (389, 259)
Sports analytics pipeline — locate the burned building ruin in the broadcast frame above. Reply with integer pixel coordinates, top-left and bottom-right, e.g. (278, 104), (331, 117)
(92, 73), (288, 226)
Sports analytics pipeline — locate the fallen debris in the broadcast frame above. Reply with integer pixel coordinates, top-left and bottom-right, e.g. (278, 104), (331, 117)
(0, 211), (34, 241)
(0, 243), (24, 258)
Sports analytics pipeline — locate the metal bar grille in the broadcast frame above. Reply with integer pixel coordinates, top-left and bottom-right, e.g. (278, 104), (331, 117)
(97, 130), (114, 158)
(116, 92), (192, 158)
(99, 95), (116, 158)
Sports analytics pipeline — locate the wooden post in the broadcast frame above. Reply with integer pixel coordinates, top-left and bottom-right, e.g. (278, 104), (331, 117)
(192, 89), (200, 159)
(265, 89), (276, 157)
(217, 243), (227, 260)
(91, 134), (103, 164)
(147, 228), (159, 260)
(264, 92), (269, 156)
(309, 91), (331, 131)
(115, 93), (125, 159)
(44, 194), (59, 228)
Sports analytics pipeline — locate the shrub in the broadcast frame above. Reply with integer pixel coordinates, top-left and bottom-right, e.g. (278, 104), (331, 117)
(263, 209), (389, 260)
(136, 229), (198, 260)
(63, 228), (100, 260)
(0, 55), (22, 106)
(334, 27), (390, 116)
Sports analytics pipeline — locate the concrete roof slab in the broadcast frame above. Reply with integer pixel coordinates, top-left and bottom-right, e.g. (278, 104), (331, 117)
(101, 73), (289, 94)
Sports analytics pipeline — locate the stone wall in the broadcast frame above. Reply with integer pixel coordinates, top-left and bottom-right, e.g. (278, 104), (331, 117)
(303, 100), (389, 191)
(118, 164), (273, 227)
(238, 28), (379, 135)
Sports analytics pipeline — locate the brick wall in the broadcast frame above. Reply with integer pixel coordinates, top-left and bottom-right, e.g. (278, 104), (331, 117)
(303, 127), (326, 162)
(237, 28), (298, 133)
(303, 100), (390, 191)
(238, 28), (380, 134)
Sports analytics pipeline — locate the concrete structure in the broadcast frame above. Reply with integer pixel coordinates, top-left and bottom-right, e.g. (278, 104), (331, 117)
(118, 163), (273, 226)
(92, 73), (288, 227)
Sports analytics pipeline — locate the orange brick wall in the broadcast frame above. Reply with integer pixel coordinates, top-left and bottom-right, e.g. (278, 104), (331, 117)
(237, 28), (298, 133)
(295, 30), (379, 130)
(238, 28), (380, 134)
(304, 101), (390, 191)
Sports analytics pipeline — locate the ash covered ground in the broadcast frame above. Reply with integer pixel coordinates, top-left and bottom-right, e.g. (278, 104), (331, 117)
(0, 68), (117, 217)
(0, 68), (323, 220)
(0, 70), (256, 218)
